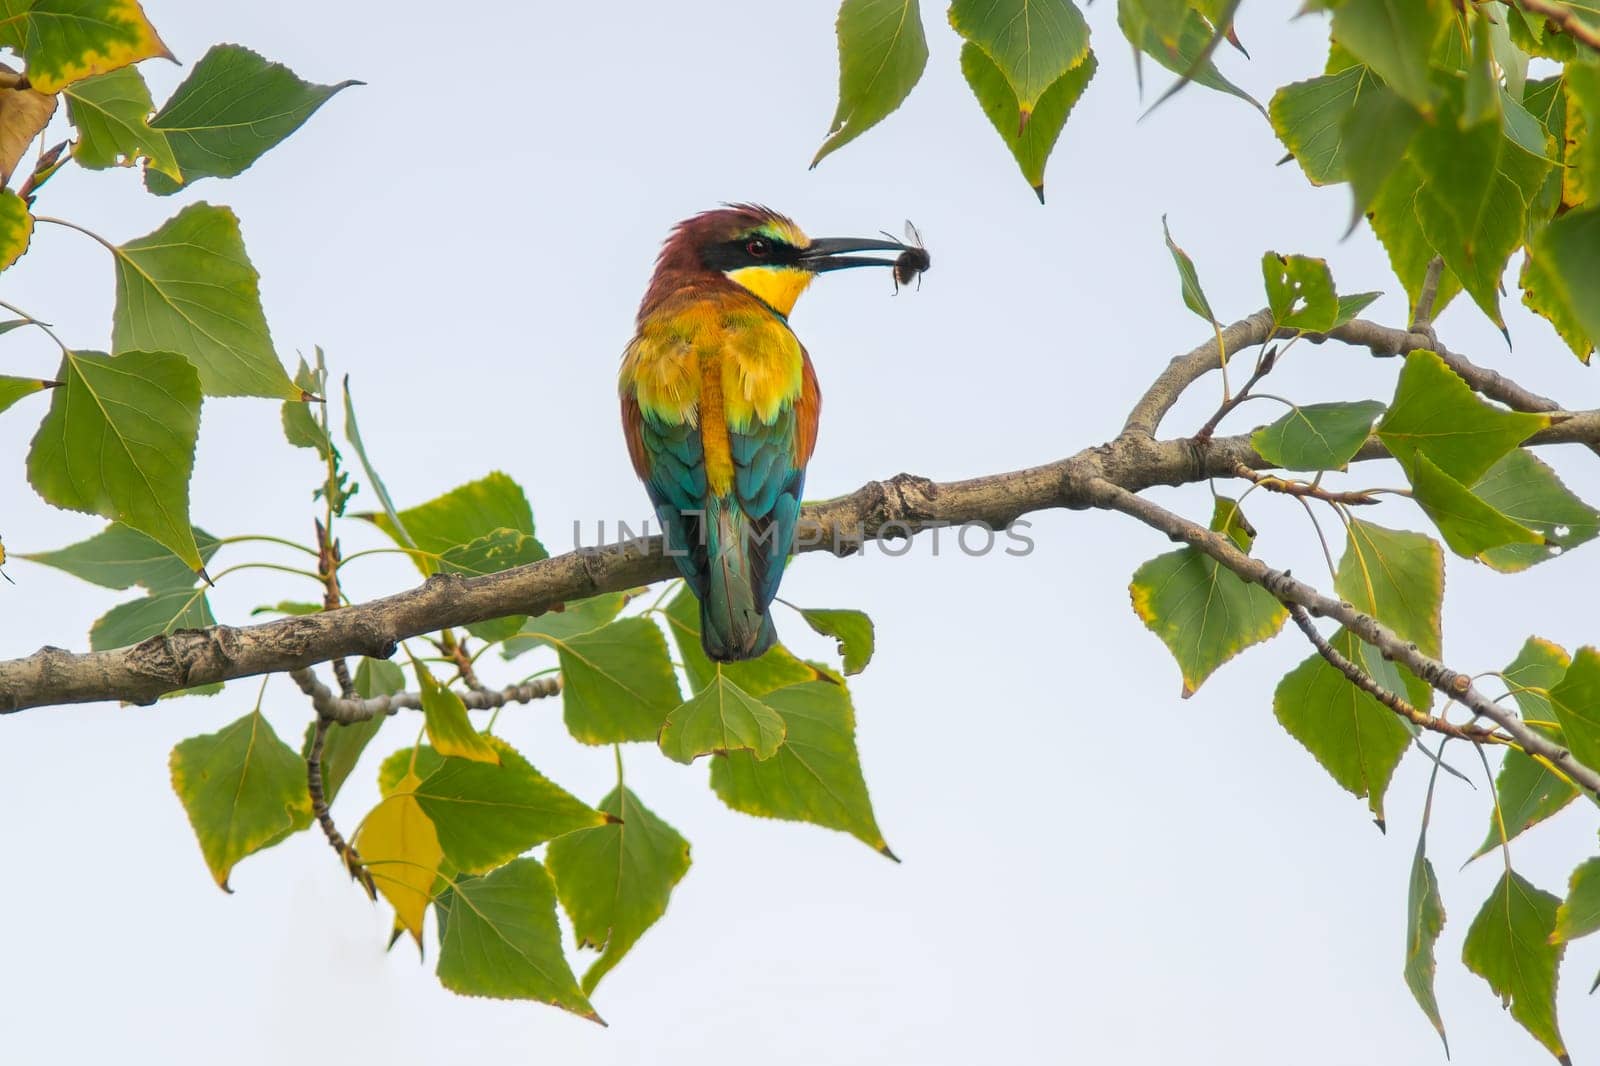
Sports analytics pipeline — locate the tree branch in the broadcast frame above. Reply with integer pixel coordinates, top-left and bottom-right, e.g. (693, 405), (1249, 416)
(2, 317), (1596, 719)
(1085, 478), (1600, 797)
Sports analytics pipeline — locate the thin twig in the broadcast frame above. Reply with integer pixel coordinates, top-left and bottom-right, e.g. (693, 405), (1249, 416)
(1232, 463), (1381, 506)
(440, 629), (489, 693)
(1194, 343), (1278, 442)
(306, 516), (365, 891)
(1285, 603), (1498, 743)
(304, 715), (377, 900)
(291, 666), (561, 725)
(314, 519), (355, 699)
(1409, 256), (1444, 338)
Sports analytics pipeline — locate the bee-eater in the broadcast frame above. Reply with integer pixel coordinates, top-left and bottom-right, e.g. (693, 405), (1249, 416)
(620, 204), (918, 661)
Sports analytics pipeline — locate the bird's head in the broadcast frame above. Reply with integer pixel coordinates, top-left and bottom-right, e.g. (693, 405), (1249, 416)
(649, 204), (916, 317)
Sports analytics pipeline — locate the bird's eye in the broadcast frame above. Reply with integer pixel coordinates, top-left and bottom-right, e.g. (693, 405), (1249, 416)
(746, 238), (771, 258)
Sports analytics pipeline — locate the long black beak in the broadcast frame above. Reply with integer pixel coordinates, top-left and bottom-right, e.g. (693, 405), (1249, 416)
(798, 236), (914, 273)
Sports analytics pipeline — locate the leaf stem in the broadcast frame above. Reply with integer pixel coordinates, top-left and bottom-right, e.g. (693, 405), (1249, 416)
(214, 533), (320, 557)
(0, 297), (69, 353)
(207, 561), (326, 584)
(33, 214), (118, 254)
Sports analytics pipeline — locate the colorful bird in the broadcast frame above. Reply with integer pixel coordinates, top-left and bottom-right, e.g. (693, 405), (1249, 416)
(620, 204), (918, 661)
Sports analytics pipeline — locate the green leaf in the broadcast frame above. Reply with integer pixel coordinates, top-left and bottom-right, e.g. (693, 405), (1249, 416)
(1471, 638), (1577, 860)
(1161, 215), (1216, 326)
(1405, 761), (1448, 1053)
(404, 737), (606, 875)
(1268, 64), (1376, 186)
(1532, 206), (1600, 352)
(355, 656), (405, 697)
(437, 528), (546, 579)
(812, 0), (928, 166)
(1554, 858), (1600, 943)
(663, 585), (823, 695)
(501, 591), (632, 659)
(4, 0), (170, 93)
(1262, 252), (1339, 332)
(797, 607), (876, 674)
(1463, 10), (1502, 130)
(435, 858), (598, 1019)
(1128, 498), (1287, 697)
(659, 672), (786, 764)
(1273, 628), (1414, 825)
(547, 785), (692, 994)
(368, 470), (539, 577)
(1477, 735), (1580, 859)
(959, 42), (1095, 201)
(0, 187), (32, 272)
(1409, 451), (1546, 558)
(112, 203), (299, 400)
(1489, 7), (1529, 104)
(90, 587), (213, 650)
(62, 64), (179, 178)
(1344, 83), (1420, 235)
(710, 680), (893, 857)
(281, 356), (329, 455)
(20, 521), (218, 592)
(1378, 350), (1550, 485)
(26, 349), (203, 569)
(1211, 494), (1255, 551)
(1412, 96), (1554, 328)
(1365, 156), (1461, 320)
(1548, 647), (1600, 779)
(145, 44), (358, 195)
(1117, 3), (1259, 111)
(1122, 0), (1189, 49)
(411, 655), (498, 764)
(1331, 290), (1382, 327)
(1462, 871), (1568, 1062)
(552, 617), (683, 744)
(341, 376), (411, 548)
(1252, 401), (1385, 471)
(1521, 241), (1595, 362)
(948, 0), (1089, 115)
(169, 709), (312, 890)
(1472, 450), (1600, 571)
(1329, 0), (1449, 116)
(0, 375), (55, 415)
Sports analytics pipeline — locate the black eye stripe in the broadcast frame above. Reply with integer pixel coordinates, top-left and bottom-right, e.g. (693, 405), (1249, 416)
(702, 235), (801, 271)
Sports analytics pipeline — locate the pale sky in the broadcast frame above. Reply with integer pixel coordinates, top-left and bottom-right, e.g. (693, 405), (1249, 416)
(2, 3), (1598, 1064)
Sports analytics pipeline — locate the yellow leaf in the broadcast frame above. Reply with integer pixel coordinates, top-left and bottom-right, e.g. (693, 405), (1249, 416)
(356, 772), (443, 947)
(0, 61), (58, 185)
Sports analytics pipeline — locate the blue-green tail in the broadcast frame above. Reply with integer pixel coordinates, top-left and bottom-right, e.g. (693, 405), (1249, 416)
(700, 502), (777, 662)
